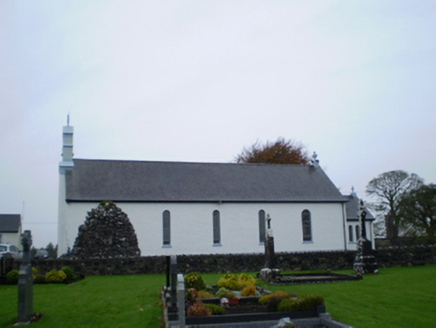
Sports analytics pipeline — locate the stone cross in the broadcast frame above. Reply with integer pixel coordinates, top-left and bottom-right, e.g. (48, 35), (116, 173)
(264, 214), (275, 269)
(359, 200), (367, 240)
(16, 230), (33, 325)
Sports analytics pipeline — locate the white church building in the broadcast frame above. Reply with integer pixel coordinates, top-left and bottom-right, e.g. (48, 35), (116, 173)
(57, 122), (374, 257)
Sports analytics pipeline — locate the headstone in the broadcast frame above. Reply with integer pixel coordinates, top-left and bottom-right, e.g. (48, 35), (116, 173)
(353, 201), (378, 275)
(167, 255), (178, 321)
(16, 230), (33, 325)
(177, 273), (185, 328)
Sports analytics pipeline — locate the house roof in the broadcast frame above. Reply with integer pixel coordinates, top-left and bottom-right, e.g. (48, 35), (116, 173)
(0, 214), (21, 233)
(65, 159), (347, 203)
(345, 194), (375, 221)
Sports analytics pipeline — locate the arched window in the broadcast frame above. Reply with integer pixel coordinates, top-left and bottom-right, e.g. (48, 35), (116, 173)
(355, 225), (360, 240)
(302, 210), (312, 241)
(259, 210), (266, 244)
(213, 210), (221, 245)
(163, 210), (171, 246)
(349, 225), (354, 242)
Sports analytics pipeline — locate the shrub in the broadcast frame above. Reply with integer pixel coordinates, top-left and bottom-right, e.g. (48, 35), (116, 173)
(187, 301), (211, 317)
(198, 290), (214, 299)
(32, 267), (38, 280)
(61, 266), (74, 281)
(215, 287), (236, 299)
(259, 291), (288, 305)
(6, 269), (19, 284)
(185, 288), (199, 303)
(277, 297), (297, 312)
(278, 294), (324, 312)
(217, 273), (256, 290)
(240, 285), (256, 297)
(185, 272), (206, 291)
(58, 270), (67, 281)
(204, 303), (225, 315)
(34, 274), (45, 284)
(217, 274), (241, 290)
(239, 273), (256, 288)
(45, 269), (66, 283)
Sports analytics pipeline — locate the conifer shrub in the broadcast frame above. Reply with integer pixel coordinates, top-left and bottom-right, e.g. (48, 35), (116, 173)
(259, 291), (288, 305)
(185, 288), (199, 303)
(187, 301), (211, 317)
(204, 303), (225, 315)
(45, 269), (66, 283)
(240, 285), (257, 296)
(6, 270), (19, 284)
(32, 267), (38, 280)
(61, 266), (74, 281)
(217, 273), (256, 290)
(184, 272), (206, 291)
(215, 287), (236, 299)
(277, 294), (324, 312)
(197, 290), (214, 299)
(239, 273), (256, 288)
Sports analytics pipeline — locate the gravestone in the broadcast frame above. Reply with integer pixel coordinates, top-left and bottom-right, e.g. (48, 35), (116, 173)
(353, 200), (378, 275)
(259, 215), (280, 282)
(167, 255), (178, 321)
(16, 230), (33, 325)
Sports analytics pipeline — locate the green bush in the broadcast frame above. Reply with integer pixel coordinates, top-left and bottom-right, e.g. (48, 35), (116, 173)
(61, 266), (74, 281)
(197, 290), (214, 299)
(187, 301), (211, 317)
(184, 272), (206, 291)
(45, 269), (66, 283)
(278, 294), (324, 312)
(204, 303), (225, 315)
(185, 288), (199, 303)
(217, 273), (256, 290)
(215, 287), (236, 299)
(32, 267), (38, 280)
(6, 270), (19, 284)
(239, 273), (256, 288)
(259, 291), (288, 305)
(240, 285), (256, 296)
(34, 274), (45, 284)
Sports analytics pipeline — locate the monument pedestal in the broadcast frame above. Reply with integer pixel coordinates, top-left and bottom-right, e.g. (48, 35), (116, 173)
(353, 238), (378, 275)
(259, 268), (280, 283)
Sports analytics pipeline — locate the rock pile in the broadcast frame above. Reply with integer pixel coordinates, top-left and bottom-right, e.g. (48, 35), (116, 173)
(70, 201), (140, 259)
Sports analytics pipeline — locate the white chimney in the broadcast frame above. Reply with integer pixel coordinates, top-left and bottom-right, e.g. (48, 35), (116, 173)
(59, 115), (74, 173)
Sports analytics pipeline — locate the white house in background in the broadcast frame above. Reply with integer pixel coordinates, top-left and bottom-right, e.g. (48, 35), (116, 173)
(0, 214), (22, 249)
(57, 122), (374, 257)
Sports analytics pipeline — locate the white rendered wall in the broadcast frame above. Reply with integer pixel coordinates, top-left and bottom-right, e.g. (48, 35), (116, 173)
(345, 221), (374, 251)
(1, 232), (22, 249)
(58, 201), (347, 257)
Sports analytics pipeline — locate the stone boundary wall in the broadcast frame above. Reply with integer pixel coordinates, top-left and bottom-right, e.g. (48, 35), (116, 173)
(30, 245), (436, 276)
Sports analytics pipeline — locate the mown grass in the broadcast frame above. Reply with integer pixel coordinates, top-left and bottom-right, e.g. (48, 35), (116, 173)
(1, 265), (435, 327)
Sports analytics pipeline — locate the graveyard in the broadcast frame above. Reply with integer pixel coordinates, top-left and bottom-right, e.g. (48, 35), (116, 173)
(0, 265), (435, 327)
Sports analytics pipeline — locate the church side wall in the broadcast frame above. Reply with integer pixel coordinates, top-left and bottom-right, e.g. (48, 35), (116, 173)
(59, 201), (345, 257)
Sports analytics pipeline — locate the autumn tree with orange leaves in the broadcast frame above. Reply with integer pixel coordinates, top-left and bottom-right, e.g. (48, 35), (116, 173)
(235, 138), (309, 165)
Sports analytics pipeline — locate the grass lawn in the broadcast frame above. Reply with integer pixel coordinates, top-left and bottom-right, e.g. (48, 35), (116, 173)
(1, 265), (435, 327)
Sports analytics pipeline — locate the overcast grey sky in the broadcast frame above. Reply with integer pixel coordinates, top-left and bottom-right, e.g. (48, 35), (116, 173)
(1, 1), (435, 248)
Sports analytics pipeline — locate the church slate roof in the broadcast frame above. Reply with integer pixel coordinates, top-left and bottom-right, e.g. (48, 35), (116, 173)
(0, 214), (21, 233)
(65, 159), (347, 203)
(345, 194), (375, 221)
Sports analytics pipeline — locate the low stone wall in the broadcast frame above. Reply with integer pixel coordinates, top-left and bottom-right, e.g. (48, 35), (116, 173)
(30, 245), (436, 276)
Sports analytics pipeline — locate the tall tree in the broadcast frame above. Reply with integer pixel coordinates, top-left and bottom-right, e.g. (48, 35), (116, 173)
(46, 242), (58, 259)
(366, 170), (423, 239)
(399, 184), (436, 243)
(235, 138), (309, 165)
